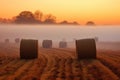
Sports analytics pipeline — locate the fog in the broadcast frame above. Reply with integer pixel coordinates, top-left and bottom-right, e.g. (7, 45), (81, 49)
(0, 24), (120, 42)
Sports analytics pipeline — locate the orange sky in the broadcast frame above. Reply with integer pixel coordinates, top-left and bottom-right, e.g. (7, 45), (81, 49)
(0, 0), (120, 25)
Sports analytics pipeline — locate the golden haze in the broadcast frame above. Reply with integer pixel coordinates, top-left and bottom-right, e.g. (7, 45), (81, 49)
(0, 0), (120, 24)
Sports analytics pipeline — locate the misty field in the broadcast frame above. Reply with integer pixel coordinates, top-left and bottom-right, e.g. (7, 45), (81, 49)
(0, 43), (120, 80)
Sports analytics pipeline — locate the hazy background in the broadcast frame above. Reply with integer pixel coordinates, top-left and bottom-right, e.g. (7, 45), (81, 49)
(0, 25), (120, 42)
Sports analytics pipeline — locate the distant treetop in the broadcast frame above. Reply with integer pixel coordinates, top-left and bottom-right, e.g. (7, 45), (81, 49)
(86, 21), (95, 26)
(14, 11), (40, 24)
(59, 20), (79, 25)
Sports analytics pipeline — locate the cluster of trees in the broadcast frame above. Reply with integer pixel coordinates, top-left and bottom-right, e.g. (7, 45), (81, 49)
(13, 10), (79, 25)
(14, 10), (57, 24)
(0, 10), (95, 25)
(0, 18), (12, 24)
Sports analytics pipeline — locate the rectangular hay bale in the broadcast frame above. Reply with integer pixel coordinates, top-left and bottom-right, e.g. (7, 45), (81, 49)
(20, 39), (38, 59)
(76, 38), (96, 59)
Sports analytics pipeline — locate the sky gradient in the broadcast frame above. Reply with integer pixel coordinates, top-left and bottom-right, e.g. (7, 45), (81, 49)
(0, 0), (120, 24)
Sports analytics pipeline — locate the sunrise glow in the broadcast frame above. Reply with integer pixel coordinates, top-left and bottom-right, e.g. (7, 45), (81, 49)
(0, 0), (120, 24)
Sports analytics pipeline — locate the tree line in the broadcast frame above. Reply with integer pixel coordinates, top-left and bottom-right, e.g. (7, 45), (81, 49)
(0, 10), (95, 25)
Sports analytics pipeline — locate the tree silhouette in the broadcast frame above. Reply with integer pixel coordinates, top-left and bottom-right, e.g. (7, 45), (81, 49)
(34, 10), (43, 22)
(14, 11), (39, 24)
(43, 14), (56, 24)
(59, 20), (79, 25)
(86, 21), (95, 25)
(0, 18), (12, 24)
(71, 21), (79, 25)
(60, 20), (69, 24)
(1, 10), (81, 25)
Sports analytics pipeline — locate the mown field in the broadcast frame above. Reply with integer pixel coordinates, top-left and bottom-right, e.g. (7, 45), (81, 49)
(0, 43), (120, 80)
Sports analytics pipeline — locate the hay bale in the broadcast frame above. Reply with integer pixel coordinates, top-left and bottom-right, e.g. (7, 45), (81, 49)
(42, 40), (52, 48)
(20, 39), (38, 59)
(15, 38), (20, 43)
(59, 41), (67, 48)
(5, 39), (9, 43)
(94, 37), (99, 42)
(76, 39), (96, 59)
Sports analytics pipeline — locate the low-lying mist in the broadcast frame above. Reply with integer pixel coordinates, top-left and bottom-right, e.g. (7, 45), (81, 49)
(0, 24), (120, 42)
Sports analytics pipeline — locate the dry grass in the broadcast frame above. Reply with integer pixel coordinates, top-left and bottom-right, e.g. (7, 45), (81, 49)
(0, 43), (120, 80)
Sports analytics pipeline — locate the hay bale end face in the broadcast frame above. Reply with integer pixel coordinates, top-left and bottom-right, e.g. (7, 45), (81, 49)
(42, 40), (52, 48)
(76, 39), (96, 59)
(20, 39), (38, 59)
(59, 41), (67, 48)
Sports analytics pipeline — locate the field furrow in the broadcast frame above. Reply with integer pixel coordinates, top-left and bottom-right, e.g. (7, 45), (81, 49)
(0, 44), (120, 80)
(5, 60), (34, 80)
(80, 59), (119, 80)
(40, 49), (58, 80)
(98, 56), (120, 79)
(0, 59), (26, 80)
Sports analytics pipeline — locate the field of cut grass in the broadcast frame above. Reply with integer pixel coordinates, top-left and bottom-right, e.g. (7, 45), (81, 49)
(0, 43), (120, 80)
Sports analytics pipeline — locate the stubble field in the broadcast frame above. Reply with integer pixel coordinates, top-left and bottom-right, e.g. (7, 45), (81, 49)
(0, 43), (120, 80)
